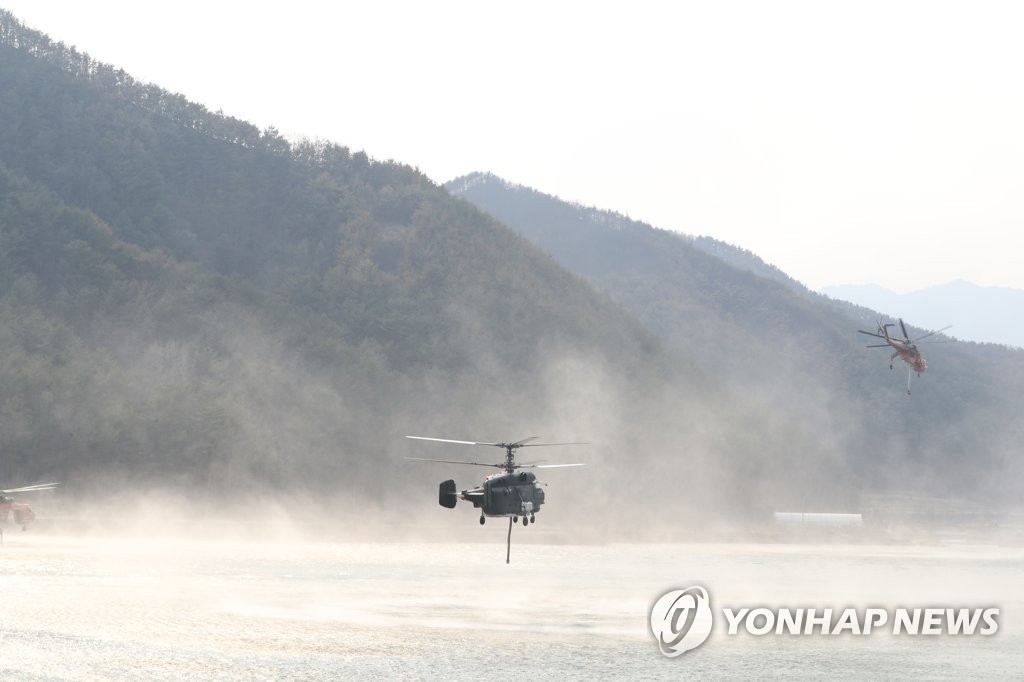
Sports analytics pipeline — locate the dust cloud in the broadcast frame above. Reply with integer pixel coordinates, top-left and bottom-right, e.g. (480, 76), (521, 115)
(21, 308), (1021, 549)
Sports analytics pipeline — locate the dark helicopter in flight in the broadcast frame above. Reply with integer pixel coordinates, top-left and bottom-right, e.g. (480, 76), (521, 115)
(405, 436), (586, 563)
(858, 318), (952, 394)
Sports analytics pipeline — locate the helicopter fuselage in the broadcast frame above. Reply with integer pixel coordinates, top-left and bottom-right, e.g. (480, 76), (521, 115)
(880, 329), (927, 373)
(445, 471), (546, 518)
(0, 495), (37, 527)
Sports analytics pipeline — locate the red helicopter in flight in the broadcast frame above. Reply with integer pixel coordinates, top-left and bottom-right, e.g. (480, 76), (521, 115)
(858, 318), (952, 394)
(0, 482), (60, 530)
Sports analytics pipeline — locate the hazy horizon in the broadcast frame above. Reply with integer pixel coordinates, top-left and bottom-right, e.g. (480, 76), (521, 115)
(822, 280), (1024, 348)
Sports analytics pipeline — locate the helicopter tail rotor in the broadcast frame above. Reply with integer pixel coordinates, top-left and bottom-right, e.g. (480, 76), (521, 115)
(438, 479), (457, 509)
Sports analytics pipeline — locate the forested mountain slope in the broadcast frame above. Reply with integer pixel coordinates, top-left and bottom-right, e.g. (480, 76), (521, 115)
(448, 172), (1024, 510)
(0, 11), (837, 532)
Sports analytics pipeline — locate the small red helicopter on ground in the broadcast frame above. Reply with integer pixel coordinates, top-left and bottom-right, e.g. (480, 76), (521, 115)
(1, 482), (60, 530)
(858, 318), (952, 394)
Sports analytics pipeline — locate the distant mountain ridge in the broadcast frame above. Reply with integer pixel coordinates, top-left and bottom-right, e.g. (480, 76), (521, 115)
(822, 281), (1024, 349)
(448, 173), (806, 293)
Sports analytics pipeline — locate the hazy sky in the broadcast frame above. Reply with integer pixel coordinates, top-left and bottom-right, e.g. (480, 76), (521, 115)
(4, 1), (1023, 293)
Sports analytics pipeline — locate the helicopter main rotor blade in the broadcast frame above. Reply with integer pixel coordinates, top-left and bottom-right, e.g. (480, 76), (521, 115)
(403, 456), (502, 468)
(858, 330), (887, 340)
(407, 436), (588, 449)
(899, 318), (910, 341)
(405, 436), (502, 447)
(864, 344), (891, 348)
(912, 325), (952, 342)
(1, 482), (61, 494)
(520, 463), (586, 468)
(516, 442), (591, 448)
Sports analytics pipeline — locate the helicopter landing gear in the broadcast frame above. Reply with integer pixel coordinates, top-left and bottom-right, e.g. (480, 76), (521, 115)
(530, 513), (535, 524)
(479, 515), (485, 525)
(513, 516), (518, 523)
(522, 516), (529, 526)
